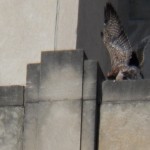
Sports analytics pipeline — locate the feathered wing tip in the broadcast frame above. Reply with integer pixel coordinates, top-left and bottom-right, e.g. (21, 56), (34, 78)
(104, 2), (128, 44)
(134, 37), (149, 67)
(103, 2), (132, 54)
(136, 48), (144, 68)
(104, 2), (119, 24)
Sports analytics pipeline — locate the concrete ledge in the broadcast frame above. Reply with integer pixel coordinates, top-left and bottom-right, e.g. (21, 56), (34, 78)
(102, 80), (150, 102)
(83, 60), (97, 100)
(81, 100), (96, 150)
(39, 50), (84, 101)
(0, 86), (24, 106)
(25, 63), (40, 102)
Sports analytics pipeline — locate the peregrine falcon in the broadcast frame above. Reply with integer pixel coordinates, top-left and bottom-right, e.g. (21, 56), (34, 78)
(101, 3), (145, 81)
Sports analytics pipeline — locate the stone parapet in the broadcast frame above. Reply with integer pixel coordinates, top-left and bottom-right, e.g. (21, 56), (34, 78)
(0, 86), (24, 106)
(99, 80), (150, 150)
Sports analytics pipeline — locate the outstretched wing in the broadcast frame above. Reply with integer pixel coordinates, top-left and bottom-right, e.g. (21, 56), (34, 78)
(134, 36), (149, 68)
(101, 3), (132, 68)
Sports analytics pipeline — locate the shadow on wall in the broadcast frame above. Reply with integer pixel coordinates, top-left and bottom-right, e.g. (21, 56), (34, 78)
(119, 0), (150, 79)
(77, 0), (111, 77)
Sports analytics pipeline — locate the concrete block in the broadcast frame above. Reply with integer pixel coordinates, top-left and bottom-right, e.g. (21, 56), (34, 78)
(0, 107), (24, 150)
(25, 63), (40, 102)
(0, 86), (24, 106)
(83, 60), (97, 100)
(39, 50), (84, 101)
(23, 100), (82, 150)
(23, 103), (38, 150)
(37, 100), (81, 150)
(81, 100), (96, 150)
(102, 80), (150, 102)
(99, 101), (150, 150)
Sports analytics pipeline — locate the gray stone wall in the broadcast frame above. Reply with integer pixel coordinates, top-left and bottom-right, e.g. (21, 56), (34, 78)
(23, 50), (103, 150)
(0, 50), (102, 150)
(99, 80), (150, 150)
(0, 86), (24, 150)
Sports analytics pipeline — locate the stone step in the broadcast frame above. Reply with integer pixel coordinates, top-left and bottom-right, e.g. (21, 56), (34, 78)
(39, 50), (85, 101)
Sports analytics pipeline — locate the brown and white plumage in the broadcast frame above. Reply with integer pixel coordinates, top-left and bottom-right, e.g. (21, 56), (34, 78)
(101, 3), (144, 80)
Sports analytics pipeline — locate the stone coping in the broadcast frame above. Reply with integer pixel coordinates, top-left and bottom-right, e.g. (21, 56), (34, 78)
(0, 86), (24, 106)
(102, 80), (150, 102)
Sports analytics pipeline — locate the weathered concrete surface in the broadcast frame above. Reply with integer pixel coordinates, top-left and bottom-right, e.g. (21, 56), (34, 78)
(103, 80), (150, 102)
(23, 100), (82, 150)
(99, 102), (150, 150)
(0, 0), (58, 85)
(81, 100), (96, 150)
(83, 60), (97, 100)
(81, 60), (101, 150)
(99, 79), (150, 150)
(25, 63), (40, 102)
(0, 86), (24, 106)
(40, 50), (84, 101)
(0, 107), (24, 150)
(55, 0), (79, 49)
(23, 103), (38, 150)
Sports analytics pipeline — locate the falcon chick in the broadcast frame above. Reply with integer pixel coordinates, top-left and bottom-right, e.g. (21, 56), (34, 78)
(101, 3), (145, 81)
